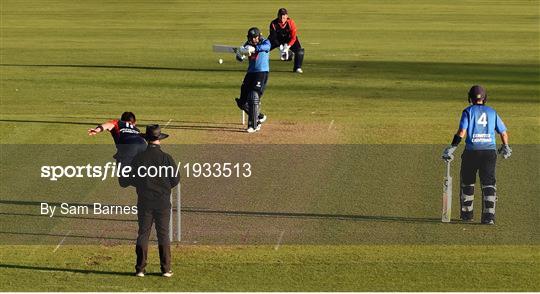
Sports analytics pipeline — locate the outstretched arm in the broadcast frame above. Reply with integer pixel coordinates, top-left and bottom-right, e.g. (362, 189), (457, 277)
(88, 121), (115, 136)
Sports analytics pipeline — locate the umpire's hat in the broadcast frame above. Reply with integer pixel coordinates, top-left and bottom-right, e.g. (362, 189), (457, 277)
(144, 124), (169, 141)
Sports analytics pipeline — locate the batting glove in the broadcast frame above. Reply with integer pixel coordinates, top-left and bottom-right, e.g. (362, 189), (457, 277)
(238, 46), (249, 55)
(235, 53), (245, 62)
(279, 44), (290, 61)
(245, 45), (256, 55)
(442, 145), (457, 162)
(498, 144), (512, 159)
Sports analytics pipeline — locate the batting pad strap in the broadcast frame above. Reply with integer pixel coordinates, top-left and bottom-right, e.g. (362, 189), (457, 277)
(461, 194), (474, 202)
(461, 205), (474, 212)
(484, 208), (495, 214)
(481, 185), (497, 190)
(461, 183), (475, 187)
(483, 195), (496, 202)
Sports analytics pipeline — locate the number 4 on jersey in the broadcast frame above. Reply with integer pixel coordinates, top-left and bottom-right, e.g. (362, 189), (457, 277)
(477, 112), (487, 127)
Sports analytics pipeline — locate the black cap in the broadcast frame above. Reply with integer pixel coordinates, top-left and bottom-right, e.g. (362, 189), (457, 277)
(468, 85), (487, 104)
(278, 8), (288, 17)
(120, 111), (136, 122)
(144, 124), (169, 141)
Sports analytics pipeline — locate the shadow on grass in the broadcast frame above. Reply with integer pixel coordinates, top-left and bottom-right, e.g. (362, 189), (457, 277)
(0, 263), (133, 276)
(183, 208), (441, 223)
(164, 124), (244, 132)
(1, 199), (440, 224)
(0, 119), (99, 126)
(0, 119), (244, 133)
(0, 199), (131, 209)
(0, 63), (247, 73)
(55, 115), (237, 126)
(0, 212), (137, 223)
(0, 230), (135, 241)
(0, 63), (294, 73)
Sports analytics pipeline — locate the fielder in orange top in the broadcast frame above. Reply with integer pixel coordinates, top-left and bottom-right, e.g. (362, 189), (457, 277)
(268, 8), (305, 73)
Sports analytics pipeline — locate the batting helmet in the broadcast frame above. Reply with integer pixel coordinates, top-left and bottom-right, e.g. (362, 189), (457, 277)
(468, 85), (487, 104)
(247, 27), (262, 39)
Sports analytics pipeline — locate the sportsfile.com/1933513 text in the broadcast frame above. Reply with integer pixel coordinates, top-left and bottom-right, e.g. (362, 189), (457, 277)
(180, 162), (251, 178)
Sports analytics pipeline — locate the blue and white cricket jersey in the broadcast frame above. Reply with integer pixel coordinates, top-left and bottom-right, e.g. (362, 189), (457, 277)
(245, 38), (271, 73)
(459, 105), (507, 150)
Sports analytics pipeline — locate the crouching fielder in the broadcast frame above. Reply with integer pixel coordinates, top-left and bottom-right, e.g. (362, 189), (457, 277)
(441, 85), (512, 225)
(268, 8), (304, 73)
(235, 27), (270, 133)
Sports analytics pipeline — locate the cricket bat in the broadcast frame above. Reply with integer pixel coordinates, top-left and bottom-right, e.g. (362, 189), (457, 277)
(442, 160), (452, 223)
(212, 44), (239, 53)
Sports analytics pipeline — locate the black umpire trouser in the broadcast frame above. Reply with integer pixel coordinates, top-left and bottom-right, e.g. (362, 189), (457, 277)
(460, 149), (497, 221)
(135, 207), (171, 273)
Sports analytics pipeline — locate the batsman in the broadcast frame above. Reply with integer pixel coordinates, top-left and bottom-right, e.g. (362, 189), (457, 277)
(442, 85), (512, 225)
(235, 27), (270, 133)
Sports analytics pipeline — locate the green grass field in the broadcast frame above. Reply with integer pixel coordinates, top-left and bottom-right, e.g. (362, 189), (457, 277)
(1, 245), (538, 291)
(1, 0), (539, 291)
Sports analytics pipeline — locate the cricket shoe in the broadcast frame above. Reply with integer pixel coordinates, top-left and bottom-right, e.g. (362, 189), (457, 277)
(162, 271), (174, 278)
(481, 216), (495, 225)
(135, 272), (145, 277)
(255, 123), (261, 131)
(481, 214), (495, 225)
(294, 68), (303, 74)
(246, 127), (257, 133)
(258, 113), (267, 123)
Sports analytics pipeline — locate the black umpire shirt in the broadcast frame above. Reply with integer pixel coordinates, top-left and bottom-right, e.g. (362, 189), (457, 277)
(129, 143), (179, 209)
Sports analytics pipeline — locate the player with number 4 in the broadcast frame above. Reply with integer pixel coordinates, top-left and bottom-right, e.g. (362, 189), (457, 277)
(441, 85), (511, 225)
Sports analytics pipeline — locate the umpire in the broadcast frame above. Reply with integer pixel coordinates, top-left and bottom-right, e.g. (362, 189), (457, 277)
(442, 85), (512, 225)
(129, 124), (179, 277)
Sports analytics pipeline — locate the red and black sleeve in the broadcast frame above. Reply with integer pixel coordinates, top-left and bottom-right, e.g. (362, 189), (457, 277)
(109, 119), (120, 144)
(287, 18), (297, 47)
(268, 19), (280, 48)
